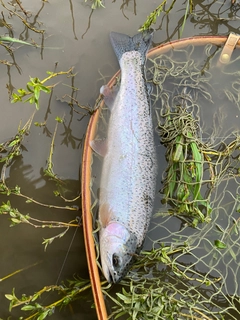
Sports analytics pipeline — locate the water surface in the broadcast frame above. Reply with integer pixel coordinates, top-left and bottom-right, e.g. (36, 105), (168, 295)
(0, 0), (239, 319)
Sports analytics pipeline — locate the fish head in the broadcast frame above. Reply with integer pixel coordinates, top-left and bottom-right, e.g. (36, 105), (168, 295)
(99, 222), (138, 283)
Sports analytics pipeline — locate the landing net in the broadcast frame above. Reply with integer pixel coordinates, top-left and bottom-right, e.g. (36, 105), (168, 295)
(91, 42), (240, 320)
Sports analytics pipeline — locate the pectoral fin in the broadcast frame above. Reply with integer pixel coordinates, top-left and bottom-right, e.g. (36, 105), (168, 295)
(100, 84), (118, 110)
(90, 139), (108, 157)
(99, 201), (112, 228)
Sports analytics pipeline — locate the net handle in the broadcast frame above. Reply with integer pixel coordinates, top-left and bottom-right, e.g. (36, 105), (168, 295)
(217, 32), (240, 65)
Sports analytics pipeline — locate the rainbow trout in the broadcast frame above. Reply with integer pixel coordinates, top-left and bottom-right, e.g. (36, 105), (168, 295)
(91, 30), (157, 283)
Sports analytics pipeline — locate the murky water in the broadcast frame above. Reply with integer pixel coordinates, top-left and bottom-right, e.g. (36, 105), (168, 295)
(0, 1), (239, 319)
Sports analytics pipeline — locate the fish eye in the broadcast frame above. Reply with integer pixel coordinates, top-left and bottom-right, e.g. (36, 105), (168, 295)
(112, 253), (120, 268)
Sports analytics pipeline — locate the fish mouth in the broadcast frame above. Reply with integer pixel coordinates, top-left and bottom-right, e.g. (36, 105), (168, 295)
(108, 269), (122, 284)
(107, 265), (120, 284)
(106, 258), (123, 283)
(101, 254), (118, 283)
(108, 270), (115, 284)
(104, 267), (114, 284)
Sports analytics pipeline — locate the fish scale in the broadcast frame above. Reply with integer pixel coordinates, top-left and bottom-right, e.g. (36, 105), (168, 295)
(101, 51), (156, 240)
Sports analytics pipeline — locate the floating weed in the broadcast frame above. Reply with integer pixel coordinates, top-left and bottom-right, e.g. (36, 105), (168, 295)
(0, 198), (80, 253)
(0, 200), (79, 229)
(61, 94), (95, 116)
(5, 276), (91, 319)
(139, 0), (168, 32)
(85, 0), (105, 10)
(11, 68), (73, 110)
(0, 114), (78, 213)
(0, 113), (35, 172)
(139, 0), (193, 33)
(43, 117), (64, 184)
(0, 0), (45, 34)
(0, 65), (82, 261)
(179, 0), (192, 37)
(34, 121), (46, 127)
(55, 116), (64, 123)
(0, 36), (37, 47)
(0, 181), (79, 211)
(11, 77), (51, 110)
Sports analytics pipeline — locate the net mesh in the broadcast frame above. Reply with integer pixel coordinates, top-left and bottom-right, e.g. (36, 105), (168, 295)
(91, 42), (240, 319)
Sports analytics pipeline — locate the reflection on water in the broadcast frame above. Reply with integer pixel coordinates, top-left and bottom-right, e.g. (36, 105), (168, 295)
(0, 0), (240, 318)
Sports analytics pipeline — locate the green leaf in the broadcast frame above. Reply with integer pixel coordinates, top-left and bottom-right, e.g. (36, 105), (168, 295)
(10, 218), (21, 224)
(8, 139), (20, 147)
(214, 240), (227, 249)
(25, 96), (34, 104)
(205, 280), (211, 286)
(32, 293), (40, 301)
(114, 311), (127, 319)
(0, 36), (34, 46)
(39, 85), (51, 93)
(55, 116), (63, 123)
(27, 84), (34, 93)
(116, 292), (131, 304)
(1, 202), (11, 211)
(21, 305), (36, 311)
(34, 86), (40, 100)
(27, 81), (34, 88)
(9, 209), (17, 217)
(11, 93), (21, 103)
(5, 294), (14, 301)
(37, 310), (50, 320)
(17, 88), (27, 94)
(35, 99), (40, 110)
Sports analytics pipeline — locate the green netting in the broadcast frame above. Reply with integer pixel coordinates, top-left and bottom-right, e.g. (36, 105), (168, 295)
(91, 41), (240, 319)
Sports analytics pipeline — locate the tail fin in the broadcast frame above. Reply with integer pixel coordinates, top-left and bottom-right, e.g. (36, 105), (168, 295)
(110, 30), (153, 65)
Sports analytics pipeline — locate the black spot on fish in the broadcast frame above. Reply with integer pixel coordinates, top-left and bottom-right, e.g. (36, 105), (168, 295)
(142, 192), (152, 207)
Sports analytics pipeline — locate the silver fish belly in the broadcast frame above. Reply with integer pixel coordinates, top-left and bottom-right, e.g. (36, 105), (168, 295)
(91, 31), (157, 283)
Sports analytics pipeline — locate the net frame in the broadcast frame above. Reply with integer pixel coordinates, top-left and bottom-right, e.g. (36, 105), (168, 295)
(81, 35), (240, 320)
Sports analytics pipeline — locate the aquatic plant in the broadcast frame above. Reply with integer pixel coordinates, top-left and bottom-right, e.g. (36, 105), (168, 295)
(0, 0), (45, 34)
(158, 104), (212, 224)
(5, 276), (92, 320)
(11, 69), (73, 110)
(85, 0), (105, 9)
(138, 0), (193, 34)
(0, 64), (81, 252)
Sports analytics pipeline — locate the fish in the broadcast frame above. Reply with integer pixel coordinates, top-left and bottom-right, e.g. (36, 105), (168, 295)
(90, 30), (157, 283)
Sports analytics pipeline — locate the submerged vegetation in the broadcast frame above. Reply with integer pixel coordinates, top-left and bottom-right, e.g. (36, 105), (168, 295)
(0, 0), (240, 319)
